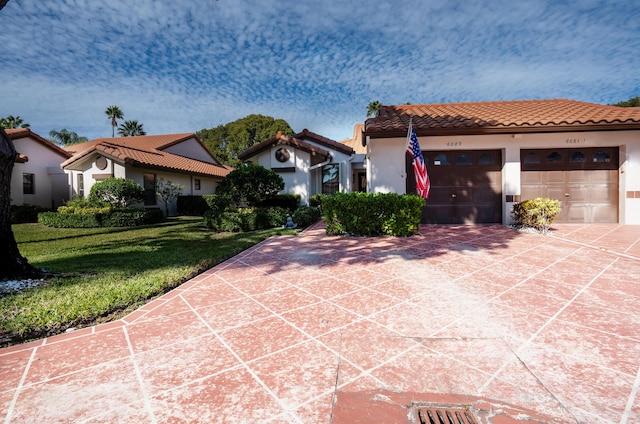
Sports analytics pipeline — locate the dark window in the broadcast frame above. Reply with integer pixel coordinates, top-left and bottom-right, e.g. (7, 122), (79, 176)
(455, 153), (472, 165)
(143, 173), (156, 205)
(322, 164), (339, 194)
(478, 153), (496, 165)
(433, 153), (450, 165)
(194, 179), (201, 190)
(546, 151), (563, 163)
(523, 152), (540, 164)
(23, 173), (34, 195)
(593, 151), (611, 163)
(77, 174), (84, 198)
(570, 151), (586, 163)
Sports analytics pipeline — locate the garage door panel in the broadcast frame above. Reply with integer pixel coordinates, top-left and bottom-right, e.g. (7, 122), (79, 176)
(567, 204), (587, 222)
(520, 148), (619, 223)
(567, 186), (587, 202)
(411, 150), (502, 224)
(592, 205), (618, 223)
(545, 171), (565, 184)
(588, 186), (615, 202)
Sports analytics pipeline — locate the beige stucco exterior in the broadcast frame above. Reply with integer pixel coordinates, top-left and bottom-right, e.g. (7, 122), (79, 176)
(10, 133), (70, 209)
(366, 129), (640, 224)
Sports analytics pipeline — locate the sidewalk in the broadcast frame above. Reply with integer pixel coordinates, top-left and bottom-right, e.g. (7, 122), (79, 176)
(1, 223), (639, 423)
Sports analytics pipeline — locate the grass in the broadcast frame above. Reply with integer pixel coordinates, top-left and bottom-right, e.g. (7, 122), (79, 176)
(1, 217), (298, 346)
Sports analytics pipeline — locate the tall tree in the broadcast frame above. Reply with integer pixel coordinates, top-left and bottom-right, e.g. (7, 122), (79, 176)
(49, 128), (88, 146)
(105, 105), (124, 137)
(117, 120), (146, 137)
(613, 96), (640, 107)
(0, 128), (41, 280)
(367, 100), (382, 117)
(196, 114), (294, 168)
(0, 115), (30, 129)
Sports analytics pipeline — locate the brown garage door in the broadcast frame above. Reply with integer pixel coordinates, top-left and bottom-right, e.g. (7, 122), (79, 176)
(407, 150), (502, 224)
(520, 147), (619, 223)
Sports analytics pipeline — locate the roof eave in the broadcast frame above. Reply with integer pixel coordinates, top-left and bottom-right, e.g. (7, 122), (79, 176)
(364, 123), (640, 139)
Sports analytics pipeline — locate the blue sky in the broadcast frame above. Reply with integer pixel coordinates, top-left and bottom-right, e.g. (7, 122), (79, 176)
(1, 0), (639, 142)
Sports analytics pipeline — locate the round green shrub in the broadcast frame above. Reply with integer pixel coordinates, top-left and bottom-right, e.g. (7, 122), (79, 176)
(292, 206), (321, 228)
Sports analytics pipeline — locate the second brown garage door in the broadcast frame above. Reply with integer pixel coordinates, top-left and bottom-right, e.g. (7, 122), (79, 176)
(407, 150), (502, 224)
(520, 147), (619, 223)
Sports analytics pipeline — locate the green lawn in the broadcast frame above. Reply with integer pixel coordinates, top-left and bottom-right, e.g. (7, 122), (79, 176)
(1, 217), (297, 346)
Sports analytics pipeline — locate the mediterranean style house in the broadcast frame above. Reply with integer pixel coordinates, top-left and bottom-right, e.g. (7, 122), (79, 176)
(7, 128), (72, 209)
(363, 99), (640, 225)
(238, 128), (366, 205)
(61, 133), (231, 215)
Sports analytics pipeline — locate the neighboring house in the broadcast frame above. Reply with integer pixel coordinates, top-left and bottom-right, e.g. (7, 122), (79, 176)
(363, 99), (640, 224)
(61, 133), (231, 215)
(238, 129), (365, 205)
(6, 128), (72, 209)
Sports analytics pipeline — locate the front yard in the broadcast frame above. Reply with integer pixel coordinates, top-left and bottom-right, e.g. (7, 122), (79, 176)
(1, 217), (297, 346)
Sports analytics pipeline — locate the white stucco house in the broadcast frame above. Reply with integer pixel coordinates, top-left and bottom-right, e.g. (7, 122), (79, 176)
(7, 128), (72, 209)
(363, 99), (640, 225)
(61, 133), (231, 215)
(238, 129), (366, 205)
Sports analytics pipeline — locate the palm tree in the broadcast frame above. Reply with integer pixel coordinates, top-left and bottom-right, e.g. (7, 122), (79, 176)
(366, 100), (382, 118)
(0, 115), (30, 129)
(49, 128), (88, 146)
(118, 120), (146, 137)
(105, 105), (124, 137)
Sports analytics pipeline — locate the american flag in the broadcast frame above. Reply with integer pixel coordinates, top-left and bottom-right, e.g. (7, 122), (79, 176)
(406, 124), (430, 199)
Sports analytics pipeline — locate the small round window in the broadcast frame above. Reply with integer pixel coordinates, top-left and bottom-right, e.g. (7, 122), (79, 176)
(570, 151), (586, 163)
(275, 148), (290, 163)
(479, 153), (496, 165)
(546, 151), (563, 163)
(455, 153), (472, 165)
(95, 156), (108, 170)
(433, 153), (450, 165)
(593, 151), (611, 163)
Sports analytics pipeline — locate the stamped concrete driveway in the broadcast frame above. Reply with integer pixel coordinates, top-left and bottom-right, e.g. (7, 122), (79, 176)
(1, 223), (639, 423)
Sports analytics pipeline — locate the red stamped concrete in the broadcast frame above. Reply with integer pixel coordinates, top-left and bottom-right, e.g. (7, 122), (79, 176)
(1, 223), (639, 423)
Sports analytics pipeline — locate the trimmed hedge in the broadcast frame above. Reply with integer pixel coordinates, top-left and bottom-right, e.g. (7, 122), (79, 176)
(512, 197), (561, 232)
(204, 206), (288, 232)
(11, 204), (51, 224)
(292, 206), (321, 228)
(38, 208), (164, 228)
(177, 195), (209, 216)
(323, 192), (425, 237)
(256, 194), (301, 213)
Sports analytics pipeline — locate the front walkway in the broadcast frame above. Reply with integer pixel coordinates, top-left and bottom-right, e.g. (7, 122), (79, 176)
(1, 223), (639, 423)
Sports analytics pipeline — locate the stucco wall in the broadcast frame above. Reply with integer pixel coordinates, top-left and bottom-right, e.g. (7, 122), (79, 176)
(11, 136), (70, 208)
(367, 129), (640, 224)
(162, 137), (217, 164)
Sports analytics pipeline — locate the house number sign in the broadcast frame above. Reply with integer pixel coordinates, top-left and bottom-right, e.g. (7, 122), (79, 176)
(565, 138), (586, 144)
(446, 141), (462, 147)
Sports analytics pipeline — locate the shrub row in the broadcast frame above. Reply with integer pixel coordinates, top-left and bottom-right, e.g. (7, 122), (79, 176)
(292, 206), (321, 228)
(256, 194), (301, 213)
(177, 195), (209, 216)
(323, 192), (425, 237)
(38, 208), (164, 228)
(11, 204), (51, 224)
(204, 206), (289, 232)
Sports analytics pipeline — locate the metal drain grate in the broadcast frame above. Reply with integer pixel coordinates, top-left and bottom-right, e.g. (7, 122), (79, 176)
(415, 405), (478, 424)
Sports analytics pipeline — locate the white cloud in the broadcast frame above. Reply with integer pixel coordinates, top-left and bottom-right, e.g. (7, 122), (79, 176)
(1, 0), (638, 143)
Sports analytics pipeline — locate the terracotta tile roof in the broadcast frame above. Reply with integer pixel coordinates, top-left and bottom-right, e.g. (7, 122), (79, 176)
(294, 129), (355, 155)
(364, 99), (640, 137)
(238, 131), (332, 161)
(62, 133), (230, 178)
(5, 128), (73, 160)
